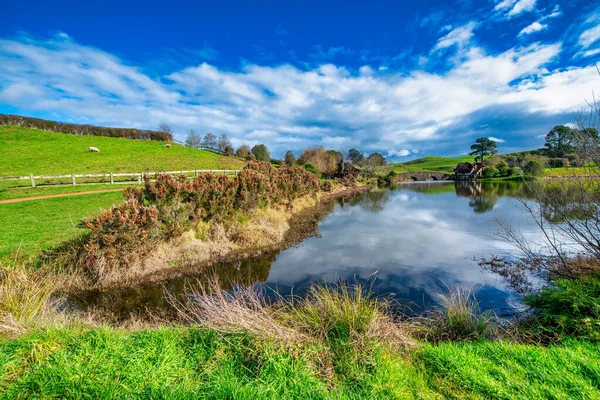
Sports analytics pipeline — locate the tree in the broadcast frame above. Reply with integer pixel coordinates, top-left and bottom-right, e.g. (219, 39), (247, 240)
(284, 151), (296, 166)
(469, 138), (498, 161)
(217, 134), (232, 152)
(224, 146), (234, 156)
(544, 125), (575, 158)
(365, 152), (387, 166)
(347, 148), (364, 164)
(251, 144), (271, 162)
(524, 160), (544, 177)
(202, 133), (218, 149)
(185, 129), (202, 148)
(236, 144), (251, 158)
(300, 147), (337, 176)
(158, 123), (173, 135)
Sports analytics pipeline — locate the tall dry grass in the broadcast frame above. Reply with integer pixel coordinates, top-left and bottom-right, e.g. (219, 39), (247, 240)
(0, 263), (61, 335)
(173, 280), (413, 349)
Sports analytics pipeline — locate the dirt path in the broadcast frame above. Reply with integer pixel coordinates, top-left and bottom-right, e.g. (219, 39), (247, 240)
(0, 189), (124, 204)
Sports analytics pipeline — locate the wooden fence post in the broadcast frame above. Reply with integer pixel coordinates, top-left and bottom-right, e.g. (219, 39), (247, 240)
(110, 172), (114, 184)
(71, 173), (76, 185)
(30, 174), (35, 187)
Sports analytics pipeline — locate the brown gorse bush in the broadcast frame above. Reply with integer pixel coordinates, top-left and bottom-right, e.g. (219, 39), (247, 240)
(78, 162), (320, 279)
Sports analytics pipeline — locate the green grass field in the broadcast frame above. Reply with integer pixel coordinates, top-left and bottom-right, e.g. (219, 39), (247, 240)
(0, 327), (597, 399)
(0, 191), (124, 261)
(390, 155), (475, 174)
(0, 126), (245, 177)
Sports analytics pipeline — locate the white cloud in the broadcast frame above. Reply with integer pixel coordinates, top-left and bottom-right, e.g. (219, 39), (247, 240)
(507, 0), (536, 17)
(388, 149), (411, 157)
(579, 25), (600, 49)
(518, 21), (546, 36)
(432, 22), (478, 52)
(0, 33), (596, 158)
(494, 0), (517, 12)
(488, 136), (505, 143)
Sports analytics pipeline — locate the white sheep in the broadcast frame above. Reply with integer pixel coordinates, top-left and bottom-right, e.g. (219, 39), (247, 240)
(89, 146), (100, 153)
(164, 144), (172, 148)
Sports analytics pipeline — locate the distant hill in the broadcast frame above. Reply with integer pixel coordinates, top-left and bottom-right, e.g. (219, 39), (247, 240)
(0, 126), (245, 176)
(389, 156), (475, 174)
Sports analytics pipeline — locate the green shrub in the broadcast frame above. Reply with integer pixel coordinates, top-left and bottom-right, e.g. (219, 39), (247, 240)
(523, 275), (600, 341)
(303, 162), (320, 176)
(497, 162), (509, 176)
(508, 166), (522, 176)
(481, 166), (498, 178)
(547, 158), (570, 168)
(524, 160), (544, 177)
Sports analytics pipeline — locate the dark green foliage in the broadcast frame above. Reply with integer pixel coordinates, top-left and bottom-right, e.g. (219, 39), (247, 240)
(303, 162), (320, 176)
(284, 151), (296, 166)
(346, 148), (364, 164)
(469, 137), (498, 161)
(547, 158), (570, 168)
(482, 166), (498, 178)
(545, 125), (576, 158)
(523, 275), (600, 340)
(524, 160), (544, 177)
(496, 161), (509, 176)
(365, 152), (387, 166)
(0, 113), (173, 141)
(251, 144), (271, 162)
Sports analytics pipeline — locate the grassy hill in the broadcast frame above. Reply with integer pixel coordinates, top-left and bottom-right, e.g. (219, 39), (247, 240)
(0, 126), (245, 177)
(390, 155), (474, 174)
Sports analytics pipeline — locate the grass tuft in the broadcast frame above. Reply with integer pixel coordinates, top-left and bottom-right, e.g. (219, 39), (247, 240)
(411, 287), (500, 342)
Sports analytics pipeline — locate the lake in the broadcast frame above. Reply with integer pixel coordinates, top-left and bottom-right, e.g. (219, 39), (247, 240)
(68, 180), (544, 319)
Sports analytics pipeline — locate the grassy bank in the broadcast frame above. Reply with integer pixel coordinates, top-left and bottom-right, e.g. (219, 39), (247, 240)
(0, 126), (245, 177)
(0, 328), (598, 399)
(0, 277), (599, 400)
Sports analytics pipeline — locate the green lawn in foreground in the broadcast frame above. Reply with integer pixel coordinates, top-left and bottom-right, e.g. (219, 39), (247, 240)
(390, 156), (475, 174)
(0, 126), (245, 177)
(0, 327), (597, 399)
(0, 191), (124, 261)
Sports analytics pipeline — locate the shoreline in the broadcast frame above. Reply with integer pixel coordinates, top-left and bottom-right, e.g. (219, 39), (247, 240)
(62, 183), (371, 296)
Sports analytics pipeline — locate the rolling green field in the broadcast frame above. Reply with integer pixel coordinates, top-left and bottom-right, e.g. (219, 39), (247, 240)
(390, 155), (475, 174)
(0, 126), (245, 177)
(0, 327), (597, 399)
(0, 191), (124, 261)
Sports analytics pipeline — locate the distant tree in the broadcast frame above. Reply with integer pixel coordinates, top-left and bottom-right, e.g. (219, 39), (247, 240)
(524, 159), (544, 177)
(284, 151), (297, 166)
(300, 147), (337, 176)
(327, 150), (345, 175)
(185, 129), (202, 148)
(544, 125), (575, 158)
(158, 123), (173, 135)
(236, 144), (251, 158)
(365, 152), (387, 166)
(347, 148), (364, 164)
(224, 145), (234, 156)
(202, 132), (218, 149)
(251, 144), (271, 162)
(469, 138), (498, 161)
(217, 134), (232, 152)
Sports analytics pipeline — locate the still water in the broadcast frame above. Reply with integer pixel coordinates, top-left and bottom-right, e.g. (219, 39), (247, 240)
(69, 180), (543, 319)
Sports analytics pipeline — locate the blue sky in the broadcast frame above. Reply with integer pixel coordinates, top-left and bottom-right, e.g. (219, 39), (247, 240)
(1, 0), (599, 160)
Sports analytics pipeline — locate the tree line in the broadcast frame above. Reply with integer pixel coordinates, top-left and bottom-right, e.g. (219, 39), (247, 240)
(1, 114), (174, 141)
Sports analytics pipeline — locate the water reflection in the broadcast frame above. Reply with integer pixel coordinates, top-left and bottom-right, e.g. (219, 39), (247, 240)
(69, 181), (546, 320)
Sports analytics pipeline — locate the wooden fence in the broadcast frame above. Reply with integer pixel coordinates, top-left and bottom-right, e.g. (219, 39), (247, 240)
(0, 169), (241, 188)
